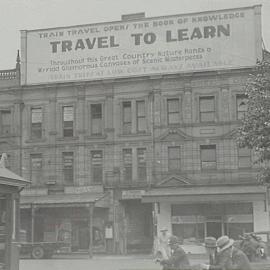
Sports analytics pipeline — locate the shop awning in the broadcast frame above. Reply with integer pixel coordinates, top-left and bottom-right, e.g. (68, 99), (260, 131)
(20, 192), (109, 208)
(0, 165), (29, 188)
(142, 185), (267, 203)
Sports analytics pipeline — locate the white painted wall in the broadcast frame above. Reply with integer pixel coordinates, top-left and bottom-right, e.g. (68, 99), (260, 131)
(253, 201), (270, 232)
(156, 202), (172, 234)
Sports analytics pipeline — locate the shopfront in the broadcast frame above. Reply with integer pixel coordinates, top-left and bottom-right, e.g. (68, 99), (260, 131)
(20, 192), (110, 255)
(0, 156), (29, 270)
(142, 185), (269, 253)
(120, 190), (153, 254)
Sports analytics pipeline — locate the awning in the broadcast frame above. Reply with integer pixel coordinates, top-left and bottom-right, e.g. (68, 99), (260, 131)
(142, 185), (267, 203)
(20, 192), (109, 208)
(0, 167), (29, 187)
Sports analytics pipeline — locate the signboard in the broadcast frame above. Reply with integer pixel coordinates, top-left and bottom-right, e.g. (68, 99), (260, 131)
(122, 190), (145, 199)
(21, 5), (262, 85)
(171, 215), (205, 224)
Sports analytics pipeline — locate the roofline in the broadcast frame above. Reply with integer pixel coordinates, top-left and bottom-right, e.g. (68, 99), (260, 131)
(21, 5), (261, 33)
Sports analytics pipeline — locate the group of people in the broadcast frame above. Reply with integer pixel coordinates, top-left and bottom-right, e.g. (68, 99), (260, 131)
(155, 228), (252, 270)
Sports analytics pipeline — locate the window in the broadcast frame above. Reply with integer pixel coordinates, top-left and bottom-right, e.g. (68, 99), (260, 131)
(63, 152), (74, 183)
(30, 154), (42, 185)
(63, 106), (74, 137)
(31, 108), (42, 139)
(0, 110), (11, 135)
(137, 148), (147, 181)
(200, 145), (216, 170)
(91, 150), (103, 183)
(136, 101), (146, 132)
(167, 98), (180, 124)
(199, 96), (215, 122)
(236, 94), (248, 120)
(91, 104), (102, 135)
(122, 101), (132, 134)
(168, 146), (181, 171)
(238, 148), (251, 168)
(123, 149), (132, 182)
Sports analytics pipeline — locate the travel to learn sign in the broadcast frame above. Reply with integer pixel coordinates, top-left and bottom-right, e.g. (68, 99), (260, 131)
(20, 5), (262, 85)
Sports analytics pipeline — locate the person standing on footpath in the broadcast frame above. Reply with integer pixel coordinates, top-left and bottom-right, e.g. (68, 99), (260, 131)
(158, 235), (190, 270)
(156, 227), (171, 260)
(200, 236), (252, 270)
(204, 237), (219, 268)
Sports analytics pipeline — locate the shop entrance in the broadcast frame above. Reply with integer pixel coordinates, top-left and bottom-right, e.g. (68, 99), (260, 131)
(206, 220), (222, 239)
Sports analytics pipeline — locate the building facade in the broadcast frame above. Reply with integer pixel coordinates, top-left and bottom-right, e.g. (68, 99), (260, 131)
(0, 5), (269, 255)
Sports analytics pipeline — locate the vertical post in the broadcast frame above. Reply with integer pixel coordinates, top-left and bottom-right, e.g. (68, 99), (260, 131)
(88, 204), (94, 258)
(31, 205), (35, 242)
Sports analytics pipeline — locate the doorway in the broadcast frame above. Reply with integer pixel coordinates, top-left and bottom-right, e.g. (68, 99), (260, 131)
(206, 221), (222, 239)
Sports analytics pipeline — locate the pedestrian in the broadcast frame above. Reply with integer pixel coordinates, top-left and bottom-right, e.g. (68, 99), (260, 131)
(204, 237), (218, 266)
(201, 235), (252, 270)
(155, 227), (171, 260)
(158, 235), (190, 270)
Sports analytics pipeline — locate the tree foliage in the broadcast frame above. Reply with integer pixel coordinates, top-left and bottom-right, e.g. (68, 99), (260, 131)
(237, 59), (270, 184)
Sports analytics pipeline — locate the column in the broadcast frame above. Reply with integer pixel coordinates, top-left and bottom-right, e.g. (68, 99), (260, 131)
(31, 205), (36, 242)
(88, 204), (94, 258)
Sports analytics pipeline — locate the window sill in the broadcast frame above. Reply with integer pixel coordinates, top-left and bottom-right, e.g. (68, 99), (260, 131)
(118, 132), (151, 137)
(85, 134), (107, 140)
(56, 136), (79, 141)
(25, 138), (47, 143)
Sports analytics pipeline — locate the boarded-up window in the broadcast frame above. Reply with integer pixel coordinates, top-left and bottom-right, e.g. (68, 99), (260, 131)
(91, 151), (103, 183)
(123, 149), (132, 182)
(63, 152), (74, 183)
(30, 154), (42, 185)
(137, 148), (146, 181)
(63, 106), (74, 137)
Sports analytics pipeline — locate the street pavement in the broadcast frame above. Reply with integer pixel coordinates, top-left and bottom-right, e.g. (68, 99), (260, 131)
(20, 254), (270, 270)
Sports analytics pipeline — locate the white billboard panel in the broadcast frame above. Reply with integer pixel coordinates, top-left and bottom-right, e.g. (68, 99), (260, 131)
(21, 6), (262, 85)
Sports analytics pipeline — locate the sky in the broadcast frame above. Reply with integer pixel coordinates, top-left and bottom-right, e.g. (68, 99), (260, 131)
(0, 0), (269, 70)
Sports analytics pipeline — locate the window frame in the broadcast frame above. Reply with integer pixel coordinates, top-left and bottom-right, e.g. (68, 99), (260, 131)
(91, 150), (103, 184)
(30, 153), (43, 185)
(238, 147), (251, 168)
(136, 100), (147, 133)
(167, 98), (180, 125)
(168, 146), (181, 171)
(0, 109), (11, 136)
(62, 105), (74, 138)
(236, 94), (248, 120)
(30, 107), (43, 139)
(123, 148), (133, 182)
(200, 145), (217, 170)
(122, 101), (132, 134)
(199, 96), (216, 123)
(137, 148), (147, 181)
(90, 103), (103, 135)
(62, 152), (74, 184)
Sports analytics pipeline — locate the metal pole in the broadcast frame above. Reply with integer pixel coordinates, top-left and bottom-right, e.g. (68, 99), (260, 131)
(88, 204), (94, 258)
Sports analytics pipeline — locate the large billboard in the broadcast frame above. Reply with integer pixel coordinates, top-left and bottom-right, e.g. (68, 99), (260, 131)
(21, 5), (262, 85)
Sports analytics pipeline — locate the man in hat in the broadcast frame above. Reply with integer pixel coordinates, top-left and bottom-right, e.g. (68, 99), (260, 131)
(204, 237), (218, 266)
(200, 235), (252, 270)
(158, 235), (190, 270)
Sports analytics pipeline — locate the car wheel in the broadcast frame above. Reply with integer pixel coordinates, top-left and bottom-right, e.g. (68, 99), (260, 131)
(31, 246), (45, 259)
